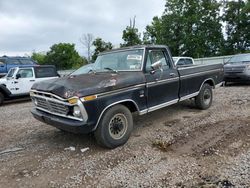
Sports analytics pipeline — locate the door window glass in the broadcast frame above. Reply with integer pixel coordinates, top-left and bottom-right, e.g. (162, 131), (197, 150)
(17, 69), (33, 78)
(146, 50), (170, 71)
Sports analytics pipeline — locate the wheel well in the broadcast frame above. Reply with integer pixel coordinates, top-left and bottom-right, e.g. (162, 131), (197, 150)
(204, 79), (215, 88)
(120, 101), (138, 113)
(0, 88), (7, 98)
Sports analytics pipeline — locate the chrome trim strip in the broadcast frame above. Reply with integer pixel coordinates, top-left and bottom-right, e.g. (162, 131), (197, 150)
(97, 84), (146, 97)
(32, 94), (73, 106)
(180, 69), (222, 79)
(36, 107), (83, 121)
(147, 77), (179, 87)
(30, 90), (67, 101)
(148, 99), (179, 112)
(178, 64), (222, 70)
(139, 109), (148, 115)
(93, 99), (141, 130)
(215, 82), (223, 88)
(179, 92), (199, 102)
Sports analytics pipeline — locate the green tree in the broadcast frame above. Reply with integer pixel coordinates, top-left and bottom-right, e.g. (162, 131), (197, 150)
(31, 52), (46, 64)
(144, 0), (224, 58)
(44, 43), (86, 70)
(121, 17), (142, 47)
(92, 38), (113, 61)
(223, 0), (250, 54)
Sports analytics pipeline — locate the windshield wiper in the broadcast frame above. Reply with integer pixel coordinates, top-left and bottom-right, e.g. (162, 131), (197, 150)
(88, 69), (96, 74)
(104, 67), (118, 73)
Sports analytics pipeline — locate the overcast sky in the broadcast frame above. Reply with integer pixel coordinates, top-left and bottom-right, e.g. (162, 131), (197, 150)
(0, 0), (165, 56)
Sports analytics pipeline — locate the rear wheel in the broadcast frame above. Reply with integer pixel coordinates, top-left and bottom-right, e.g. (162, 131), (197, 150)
(0, 92), (4, 106)
(94, 104), (133, 149)
(195, 83), (213, 110)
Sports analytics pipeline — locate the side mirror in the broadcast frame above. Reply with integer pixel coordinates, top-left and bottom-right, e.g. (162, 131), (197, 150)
(16, 73), (21, 79)
(151, 60), (162, 70)
(150, 60), (162, 74)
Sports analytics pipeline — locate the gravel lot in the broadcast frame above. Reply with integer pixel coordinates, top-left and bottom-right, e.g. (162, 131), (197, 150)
(0, 84), (250, 188)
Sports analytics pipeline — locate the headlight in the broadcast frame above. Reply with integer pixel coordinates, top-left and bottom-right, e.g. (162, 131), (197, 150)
(73, 106), (82, 118)
(247, 65), (250, 70)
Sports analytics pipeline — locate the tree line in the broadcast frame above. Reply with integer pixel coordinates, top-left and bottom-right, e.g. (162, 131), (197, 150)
(32, 0), (250, 69)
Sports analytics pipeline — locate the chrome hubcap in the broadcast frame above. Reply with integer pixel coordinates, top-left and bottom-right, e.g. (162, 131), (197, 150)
(109, 113), (128, 140)
(203, 89), (211, 106)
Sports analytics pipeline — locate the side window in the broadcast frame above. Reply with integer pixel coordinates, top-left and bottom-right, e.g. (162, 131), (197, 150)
(17, 69), (33, 78)
(35, 67), (57, 78)
(146, 50), (170, 72)
(185, 59), (193, 65)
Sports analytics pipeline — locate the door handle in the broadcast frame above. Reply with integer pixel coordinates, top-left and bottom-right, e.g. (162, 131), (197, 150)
(30, 80), (35, 82)
(14, 81), (18, 84)
(170, 73), (176, 77)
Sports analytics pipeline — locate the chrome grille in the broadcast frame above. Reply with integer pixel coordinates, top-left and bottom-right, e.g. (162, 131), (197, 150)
(224, 66), (246, 73)
(33, 96), (69, 115)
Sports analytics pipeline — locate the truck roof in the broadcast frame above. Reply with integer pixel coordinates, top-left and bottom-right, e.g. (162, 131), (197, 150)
(100, 45), (169, 55)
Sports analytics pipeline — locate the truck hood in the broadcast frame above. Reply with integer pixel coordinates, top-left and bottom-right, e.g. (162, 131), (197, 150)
(31, 72), (146, 99)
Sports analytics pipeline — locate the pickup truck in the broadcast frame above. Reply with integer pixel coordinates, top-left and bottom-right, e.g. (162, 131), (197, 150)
(0, 56), (36, 77)
(30, 45), (224, 148)
(173, 56), (194, 66)
(0, 65), (59, 105)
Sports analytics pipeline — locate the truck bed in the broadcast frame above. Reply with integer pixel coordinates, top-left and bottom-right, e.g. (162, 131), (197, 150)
(178, 63), (224, 99)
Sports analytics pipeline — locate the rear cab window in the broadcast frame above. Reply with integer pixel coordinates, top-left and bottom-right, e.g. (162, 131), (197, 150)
(34, 67), (58, 78)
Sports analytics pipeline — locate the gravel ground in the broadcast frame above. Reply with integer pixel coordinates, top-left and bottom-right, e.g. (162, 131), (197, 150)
(0, 84), (250, 188)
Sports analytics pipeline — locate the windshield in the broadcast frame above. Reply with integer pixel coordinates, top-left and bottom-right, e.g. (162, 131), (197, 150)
(6, 68), (16, 78)
(228, 54), (250, 64)
(71, 64), (94, 75)
(93, 49), (144, 72)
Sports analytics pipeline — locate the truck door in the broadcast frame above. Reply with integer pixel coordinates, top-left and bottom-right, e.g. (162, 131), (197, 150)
(144, 49), (179, 111)
(10, 68), (35, 95)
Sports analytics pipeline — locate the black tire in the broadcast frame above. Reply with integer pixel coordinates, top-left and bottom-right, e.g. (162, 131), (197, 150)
(0, 92), (4, 106)
(94, 104), (133, 149)
(195, 83), (213, 110)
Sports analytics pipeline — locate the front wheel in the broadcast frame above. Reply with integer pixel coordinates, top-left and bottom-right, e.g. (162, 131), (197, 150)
(195, 83), (213, 110)
(0, 92), (4, 106)
(94, 104), (133, 149)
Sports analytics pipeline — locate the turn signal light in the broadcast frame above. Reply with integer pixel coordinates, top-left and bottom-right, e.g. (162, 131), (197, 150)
(81, 95), (97, 101)
(68, 98), (78, 104)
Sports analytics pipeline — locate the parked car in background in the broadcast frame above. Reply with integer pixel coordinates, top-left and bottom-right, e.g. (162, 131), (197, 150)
(70, 63), (94, 75)
(173, 57), (194, 66)
(0, 65), (59, 105)
(0, 56), (37, 77)
(224, 53), (250, 85)
(30, 45), (223, 148)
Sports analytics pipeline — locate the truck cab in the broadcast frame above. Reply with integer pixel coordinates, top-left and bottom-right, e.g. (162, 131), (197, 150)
(0, 65), (59, 105)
